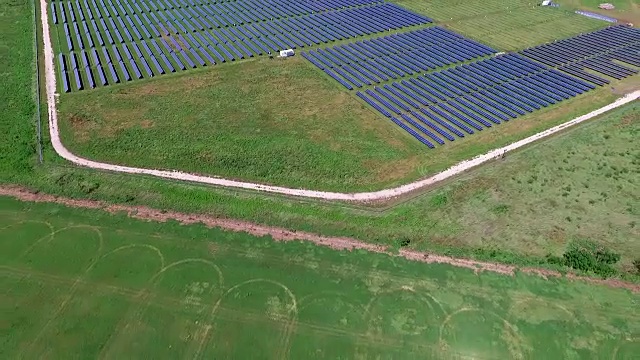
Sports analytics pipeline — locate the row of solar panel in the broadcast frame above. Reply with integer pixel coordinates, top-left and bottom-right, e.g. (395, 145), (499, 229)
(52, 0), (427, 33)
(51, 0), (383, 27)
(342, 26), (496, 56)
(128, 0), (382, 22)
(57, 32), (228, 92)
(520, 25), (640, 67)
(301, 27), (496, 87)
(557, 43), (640, 84)
(346, 54), (597, 148)
(55, 2), (430, 55)
(366, 55), (592, 111)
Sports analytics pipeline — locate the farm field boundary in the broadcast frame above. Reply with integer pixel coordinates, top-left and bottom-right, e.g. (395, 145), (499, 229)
(1, 184), (638, 293)
(40, 0), (640, 202)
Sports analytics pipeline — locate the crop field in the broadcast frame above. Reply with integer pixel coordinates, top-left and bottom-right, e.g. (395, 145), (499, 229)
(393, 0), (607, 51)
(2, 196), (639, 359)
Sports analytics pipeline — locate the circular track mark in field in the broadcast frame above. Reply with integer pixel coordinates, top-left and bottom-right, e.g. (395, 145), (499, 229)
(21, 225), (104, 276)
(612, 337), (639, 360)
(289, 292), (365, 358)
(151, 258), (225, 312)
(439, 308), (525, 360)
(356, 288), (446, 357)
(366, 289), (445, 338)
(199, 279), (298, 359)
(88, 244), (165, 288)
(0, 220), (54, 263)
(97, 258), (226, 359)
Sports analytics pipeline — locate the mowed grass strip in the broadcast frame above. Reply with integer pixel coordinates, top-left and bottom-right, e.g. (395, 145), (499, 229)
(393, 0), (606, 51)
(1, 197), (639, 359)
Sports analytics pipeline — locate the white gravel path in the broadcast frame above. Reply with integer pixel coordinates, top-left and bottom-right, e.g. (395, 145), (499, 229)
(39, 1), (640, 202)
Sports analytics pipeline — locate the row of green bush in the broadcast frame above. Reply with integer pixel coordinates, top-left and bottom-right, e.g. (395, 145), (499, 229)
(547, 240), (629, 278)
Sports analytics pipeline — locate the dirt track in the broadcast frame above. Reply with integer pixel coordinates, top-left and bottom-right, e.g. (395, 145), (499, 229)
(1, 185), (638, 292)
(38, 0), (640, 202)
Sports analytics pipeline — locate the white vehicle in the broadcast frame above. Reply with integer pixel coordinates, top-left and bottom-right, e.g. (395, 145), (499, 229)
(279, 49), (295, 57)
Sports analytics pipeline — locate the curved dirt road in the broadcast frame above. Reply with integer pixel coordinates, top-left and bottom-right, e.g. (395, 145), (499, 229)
(39, 1), (640, 201)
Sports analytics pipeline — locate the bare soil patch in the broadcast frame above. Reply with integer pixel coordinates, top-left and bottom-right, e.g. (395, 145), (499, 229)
(1, 185), (638, 292)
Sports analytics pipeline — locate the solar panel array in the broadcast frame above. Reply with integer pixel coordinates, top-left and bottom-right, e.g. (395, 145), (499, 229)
(52, 0), (432, 92)
(354, 54), (596, 148)
(51, 2), (639, 150)
(521, 25), (640, 86)
(301, 26), (496, 89)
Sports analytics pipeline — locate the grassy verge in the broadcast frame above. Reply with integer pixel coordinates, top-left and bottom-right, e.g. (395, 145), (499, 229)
(2, 197), (639, 358)
(393, 0), (606, 51)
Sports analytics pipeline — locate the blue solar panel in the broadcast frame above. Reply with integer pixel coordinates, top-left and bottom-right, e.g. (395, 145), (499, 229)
(85, 67), (95, 89)
(107, 63), (119, 83)
(58, 53), (67, 72)
(61, 71), (70, 92)
(118, 61), (132, 81)
(97, 65), (107, 86)
(73, 68), (83, 90)
(51, 3), (58, 24)
(389, 117), (435, 148)
(411, 110), (459, 140)
(128, 59), (143, 79)
(400, 114), (444, 145)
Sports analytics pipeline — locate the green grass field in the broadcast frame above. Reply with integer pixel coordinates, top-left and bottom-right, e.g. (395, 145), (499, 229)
(0, 0), (37, 178)
(393, 0), (607, 51)
(2, 197), (639, 359)
(56, 56), (424, 191)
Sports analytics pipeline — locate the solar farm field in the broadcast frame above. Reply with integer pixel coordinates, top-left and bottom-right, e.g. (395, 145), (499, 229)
(2, 196), (640, 359)
(52, 0), (640, 191)
(306, 25), (639, 150)
(52, 2), (640, 191)
(57, 56), (429, 191)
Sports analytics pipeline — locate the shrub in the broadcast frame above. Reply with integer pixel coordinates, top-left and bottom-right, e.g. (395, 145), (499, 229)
(560, 240), (621, 278)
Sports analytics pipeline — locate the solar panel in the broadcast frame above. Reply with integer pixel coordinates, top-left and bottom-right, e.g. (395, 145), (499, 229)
(96, 65), (107, 86)
(73, 68), (83, 90)
(61, 71), (70, 92)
